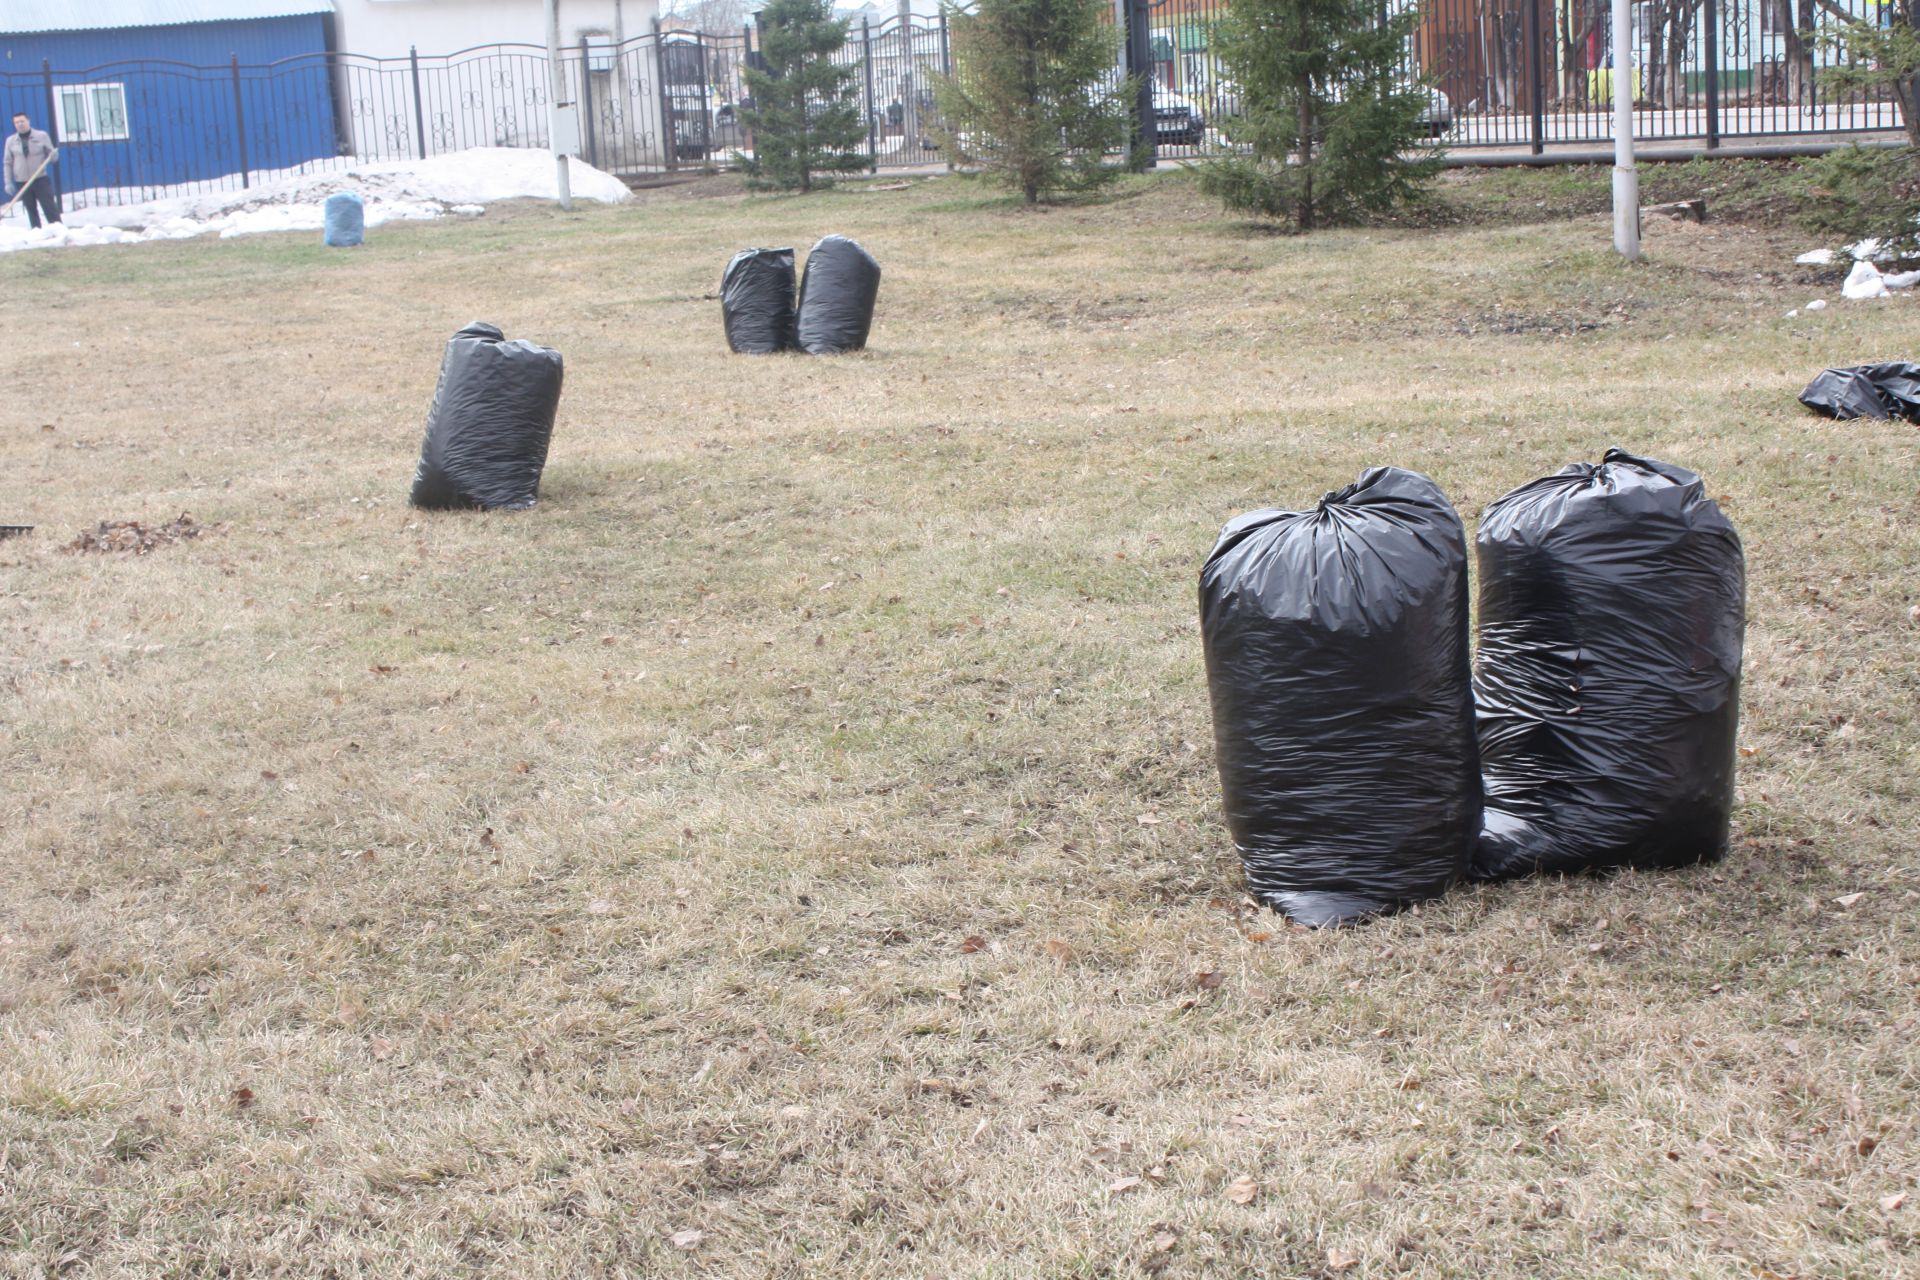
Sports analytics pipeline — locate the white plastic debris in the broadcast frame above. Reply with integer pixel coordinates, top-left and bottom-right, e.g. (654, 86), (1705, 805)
(1844, 260), (1893, 300)
(1796, 248), (1835, 265)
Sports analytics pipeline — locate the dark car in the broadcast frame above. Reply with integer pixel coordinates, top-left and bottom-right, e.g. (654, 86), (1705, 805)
(1153, 88), (1207, 147)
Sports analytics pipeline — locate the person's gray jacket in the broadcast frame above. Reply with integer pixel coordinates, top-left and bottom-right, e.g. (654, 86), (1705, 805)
(4, 129), (57, 191)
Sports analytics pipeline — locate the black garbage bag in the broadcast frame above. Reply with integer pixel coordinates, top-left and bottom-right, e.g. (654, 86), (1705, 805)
(1798, 362), (1920, 421)
(794, 235), (881, 354)
(721, 247), (797, 354)
(1472, 449), (1746, 880)
(1199, 468), (1479, 927)
(408, 322), (564, 511)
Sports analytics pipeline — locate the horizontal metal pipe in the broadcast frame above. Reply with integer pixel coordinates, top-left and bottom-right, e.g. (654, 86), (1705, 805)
(1437, 138), (1906, 168)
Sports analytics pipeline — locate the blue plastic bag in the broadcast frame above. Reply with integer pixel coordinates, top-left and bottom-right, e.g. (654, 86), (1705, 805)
(323, 192), (365, 247)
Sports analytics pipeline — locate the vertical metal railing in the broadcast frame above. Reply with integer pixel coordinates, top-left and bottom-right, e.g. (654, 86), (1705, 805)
(4, 10), (1915, 215)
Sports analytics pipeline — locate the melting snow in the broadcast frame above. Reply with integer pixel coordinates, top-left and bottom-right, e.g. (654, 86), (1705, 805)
(1, 148), (629, 254)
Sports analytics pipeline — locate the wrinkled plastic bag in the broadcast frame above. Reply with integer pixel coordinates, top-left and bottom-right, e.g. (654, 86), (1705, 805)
(1799, 362), (1920, 421)
(795, 235), (881, 354)
(323, 191), (364, 247)
(1472, 449), (1745, 880)
(1200, 468), (1479, 927)
(409, 322), (564, 511)
(1840, 260), (1920, 300)
(721, 247), (797, 354)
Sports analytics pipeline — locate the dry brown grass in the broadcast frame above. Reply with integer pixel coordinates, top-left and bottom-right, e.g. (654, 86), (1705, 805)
(1, 171), (1916, 1279)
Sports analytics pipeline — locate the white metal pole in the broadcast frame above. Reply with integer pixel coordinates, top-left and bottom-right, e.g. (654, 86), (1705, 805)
(1611, 0), (1639, 259)
(547, 0), (574, 210)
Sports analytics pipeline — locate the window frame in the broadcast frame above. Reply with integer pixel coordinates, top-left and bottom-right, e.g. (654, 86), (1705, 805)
(52, 81), (131, 142)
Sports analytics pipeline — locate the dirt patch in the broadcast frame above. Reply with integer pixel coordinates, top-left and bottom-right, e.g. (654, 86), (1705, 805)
(622, 171), (751, 203)
(64, 513), (204, 555)
(1455, 304), (1614, 338)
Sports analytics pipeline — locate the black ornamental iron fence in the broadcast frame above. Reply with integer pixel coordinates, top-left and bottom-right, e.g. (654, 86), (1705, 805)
(0, 2), (1908, 214)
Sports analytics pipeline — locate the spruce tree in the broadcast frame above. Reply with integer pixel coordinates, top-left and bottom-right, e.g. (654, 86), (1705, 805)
(934, 0), (1133, 205)
(738, 0), (868, 192)
(1200, 0), (1440, 230)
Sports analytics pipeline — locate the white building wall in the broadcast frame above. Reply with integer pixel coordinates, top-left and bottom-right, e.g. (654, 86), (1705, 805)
(333, 0), (660, 58)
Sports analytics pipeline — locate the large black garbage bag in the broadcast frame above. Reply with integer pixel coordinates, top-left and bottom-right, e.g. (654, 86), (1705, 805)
(721, 247), (797, 354)
(1798, 362), (1920, 421)
(794, 235), (881, 354)
(1472, 449), (1746, 880)
(1199, 468), (1479, 927)
(408, 323), (564, 511)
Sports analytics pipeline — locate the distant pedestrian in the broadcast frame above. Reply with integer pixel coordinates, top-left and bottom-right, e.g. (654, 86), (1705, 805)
(4, 111), (61, 228)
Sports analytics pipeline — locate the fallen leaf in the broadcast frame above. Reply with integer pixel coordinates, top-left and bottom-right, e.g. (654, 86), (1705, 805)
(230, 1086), (255, 1109)
(1245, 931), (1272, 943)
(1109, 1176), (1143, 1194)
(1858, 1135), (1879, 1157)
(1195, 971), (1224, 990)
(959, 935), (987, 954)
(1150, 1229), (1180, 1253)
(1881, 1191), (1907, 1212)
(1328, 1247), (1360, 1271)
(369, 1037), (393, 1061)
(369, 664), (397, 675)
(479, 827), (497, 850)
(1136, 814), (1161, 826)
(1397, 1075), (1422, 1091)
(1832, 892), (1865, 908)
(1044, 939), (1075, 964)
(669, 1228), (704, 1250)
(1226, 1175), (1259, 1204)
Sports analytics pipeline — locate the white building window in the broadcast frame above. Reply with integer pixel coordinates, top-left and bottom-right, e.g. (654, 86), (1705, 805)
(54, 82), (130, 142)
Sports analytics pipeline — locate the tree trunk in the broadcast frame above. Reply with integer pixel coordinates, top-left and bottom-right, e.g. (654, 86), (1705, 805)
(1782, 0), (1815, 105)
(1297, 73), (1315, 231)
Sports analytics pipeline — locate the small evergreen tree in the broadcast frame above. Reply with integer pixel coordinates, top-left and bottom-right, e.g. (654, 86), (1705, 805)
(934, 0), (1134, 205)
(1200, 0), (1440, 230)
(737, 0), (868, 192)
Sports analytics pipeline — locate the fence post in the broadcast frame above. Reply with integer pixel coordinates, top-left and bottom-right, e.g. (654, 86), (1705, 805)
(578, 41), (600, 167)
(1125, 0), (1155, 169)
(654, 18), (678, 171)
(230, 55), (252, 188)
(698, 35), (714, 162)
(1703, 0), (1719, 149)
(1524, 0), (1544, 154)
(408, 45), (428, 158)
(862, 17), (878, 171)
(39, 60), (58, 144)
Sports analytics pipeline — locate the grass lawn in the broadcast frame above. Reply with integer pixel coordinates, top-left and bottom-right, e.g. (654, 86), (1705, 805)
(1, 169), (1916, 1279)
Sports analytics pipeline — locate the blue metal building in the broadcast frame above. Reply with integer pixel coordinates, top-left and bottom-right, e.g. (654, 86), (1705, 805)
(0, 0), (339, 198)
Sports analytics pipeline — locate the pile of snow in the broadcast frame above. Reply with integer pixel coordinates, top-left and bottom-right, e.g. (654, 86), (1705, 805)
(1, 148), (628, 254)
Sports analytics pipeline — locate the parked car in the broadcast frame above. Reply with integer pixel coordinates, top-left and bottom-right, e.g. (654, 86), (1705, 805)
(1153, 88), (1207, 147)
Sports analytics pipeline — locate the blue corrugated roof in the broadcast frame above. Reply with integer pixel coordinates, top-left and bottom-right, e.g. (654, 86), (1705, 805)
(0, 0), (333, 35)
